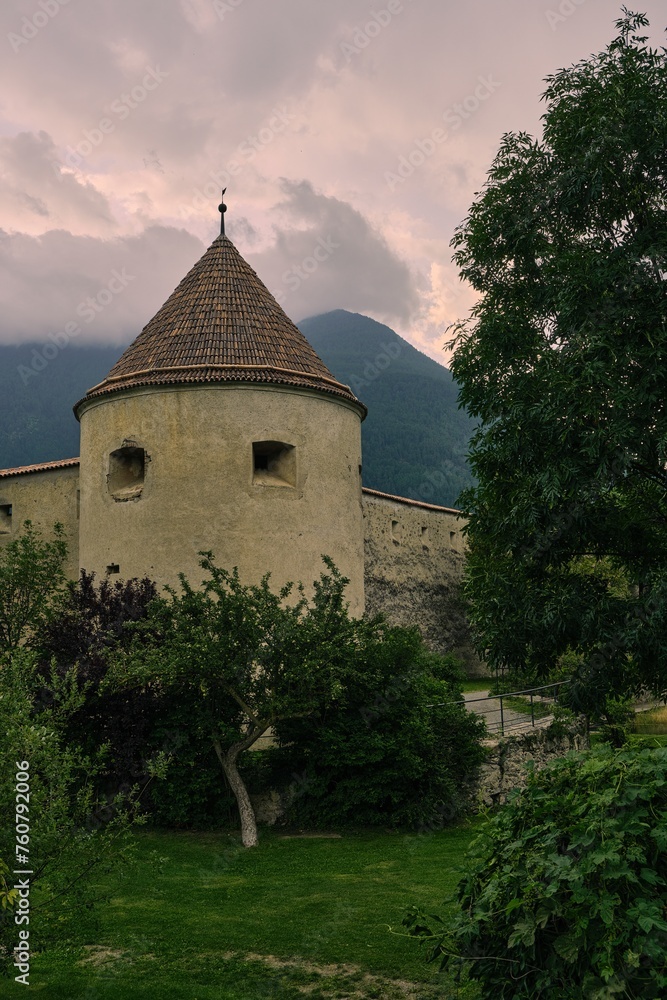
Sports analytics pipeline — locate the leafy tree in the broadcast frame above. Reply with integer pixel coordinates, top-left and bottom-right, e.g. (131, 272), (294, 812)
(271, 632), (486, 829)
(0, 521), (67, 651)
(405, 746), (667, 999)
(109, 554), (378, 847)
(448, 10), (667, 708)
(0, 651), (154, 975)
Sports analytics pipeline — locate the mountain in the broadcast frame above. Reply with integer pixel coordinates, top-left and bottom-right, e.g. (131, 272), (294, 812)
(299, 310), (474, 507)
(0, 345), (121, 469)
(0, 311), (474, 507)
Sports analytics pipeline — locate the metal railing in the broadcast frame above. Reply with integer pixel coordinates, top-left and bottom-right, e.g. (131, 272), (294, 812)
(454, 681), (569, 737)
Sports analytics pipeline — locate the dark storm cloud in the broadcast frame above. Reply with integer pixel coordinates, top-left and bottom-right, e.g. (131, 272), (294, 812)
(246, 180), (419, 325)
(0, 225), (204, 346)
(0, 0), (665, 355)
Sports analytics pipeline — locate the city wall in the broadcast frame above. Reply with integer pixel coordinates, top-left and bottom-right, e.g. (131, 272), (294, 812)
(361, 488), (483, 674)
(0, 467), (483, 673)
(0, 461), (80, 581)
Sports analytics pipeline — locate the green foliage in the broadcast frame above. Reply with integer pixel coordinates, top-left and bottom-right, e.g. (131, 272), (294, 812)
(0, 521), (67, 651)
(140, 728), (236, 829)
(109, 555), (389, 845)
(405, 746), (667, 999)
(0, 651), (145, 973)
(0, 861), (17, 914)
(108, 556), (486, 838)
(113, 554), (363, 737)
(271, 631), (486, 828)
(448, 11), (667, 709)
(596, 694), (636, 747)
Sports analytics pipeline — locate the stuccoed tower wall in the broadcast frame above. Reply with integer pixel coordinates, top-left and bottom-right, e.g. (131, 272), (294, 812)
(74, 235), (366, 613)
(77, 384), (364, 608)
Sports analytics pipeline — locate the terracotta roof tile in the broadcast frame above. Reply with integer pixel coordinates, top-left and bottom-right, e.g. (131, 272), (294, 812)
(76, 235), (365, 415)
(0, 458), (80, 479)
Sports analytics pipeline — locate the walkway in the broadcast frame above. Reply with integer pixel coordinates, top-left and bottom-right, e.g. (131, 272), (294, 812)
(463, 689), (556, 737)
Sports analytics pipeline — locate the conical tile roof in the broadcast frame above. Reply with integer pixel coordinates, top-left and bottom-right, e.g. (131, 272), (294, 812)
(75, 235), (364, 415)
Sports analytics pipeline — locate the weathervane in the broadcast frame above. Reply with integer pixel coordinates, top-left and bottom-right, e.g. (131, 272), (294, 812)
(218, 188), (227, 236)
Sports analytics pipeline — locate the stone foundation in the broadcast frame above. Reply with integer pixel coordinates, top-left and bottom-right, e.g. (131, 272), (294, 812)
(475, 721), (589, 808)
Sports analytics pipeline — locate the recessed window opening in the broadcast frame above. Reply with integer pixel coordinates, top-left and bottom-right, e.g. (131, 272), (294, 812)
(106, 564), (120, 575)
(421, 526), (429, 550)
(108, 444), (146, 501)
(0, 504), (12, 534)
(450, 530), (457, 549)
(391, 519), (402, 546)
(252, 441), (296, 487)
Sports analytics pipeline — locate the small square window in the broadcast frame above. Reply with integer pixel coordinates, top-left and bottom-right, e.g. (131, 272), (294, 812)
(108, 443), (146, 501)
(0, 504), (12, 534)
(252, 441), (296, 487)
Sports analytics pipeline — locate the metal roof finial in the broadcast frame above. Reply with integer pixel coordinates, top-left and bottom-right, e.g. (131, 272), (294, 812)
(218, 188), (227, 236)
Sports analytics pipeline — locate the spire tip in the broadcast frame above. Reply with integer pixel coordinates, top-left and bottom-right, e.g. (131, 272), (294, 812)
(218, 188), (227, 236)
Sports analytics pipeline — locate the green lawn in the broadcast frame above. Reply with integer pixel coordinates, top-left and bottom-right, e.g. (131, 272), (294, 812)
(628, 705), (667, 747)
(458, 679), (491, 693)
(501, 695), (553, 719)
(18, 825), (481, 1000)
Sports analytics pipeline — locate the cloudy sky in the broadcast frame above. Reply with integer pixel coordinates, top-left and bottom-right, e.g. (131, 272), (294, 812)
(1, 0), (664, 364)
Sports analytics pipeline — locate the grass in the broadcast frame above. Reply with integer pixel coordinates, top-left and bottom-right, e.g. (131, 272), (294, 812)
(626, 732), (667, 748)
(457, 679), (491, 693)
(634, 704), (667, 733)
(626, 705), (667, 746)
(500, 695), (553, 719)
(22, 825), (482, 999)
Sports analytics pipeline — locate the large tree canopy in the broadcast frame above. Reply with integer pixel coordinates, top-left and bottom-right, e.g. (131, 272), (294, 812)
(449, 10), (667, 708)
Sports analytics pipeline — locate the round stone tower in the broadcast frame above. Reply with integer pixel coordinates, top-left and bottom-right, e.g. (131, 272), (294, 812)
(74, 234), (366, 613)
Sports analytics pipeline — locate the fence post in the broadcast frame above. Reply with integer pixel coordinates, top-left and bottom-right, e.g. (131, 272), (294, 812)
(500, 695), (504, 736)
(530, 692), (535, 727)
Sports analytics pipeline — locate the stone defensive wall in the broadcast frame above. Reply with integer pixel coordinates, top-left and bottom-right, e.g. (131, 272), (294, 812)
(361, 487), (482, 673)
(0, 465), (481, 670)
(0, 459), (80, 581)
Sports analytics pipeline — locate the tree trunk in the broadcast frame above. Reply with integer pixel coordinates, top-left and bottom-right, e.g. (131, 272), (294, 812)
(212, 736), (259, 848)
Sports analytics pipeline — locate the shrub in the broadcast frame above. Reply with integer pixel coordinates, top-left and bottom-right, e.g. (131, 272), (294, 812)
(596, 694), (636, 747)
(36, 570), (159, 781)
(271, 626), (487, 829)
(36, 572), (238, 828)
(405, 746), (667, 999)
